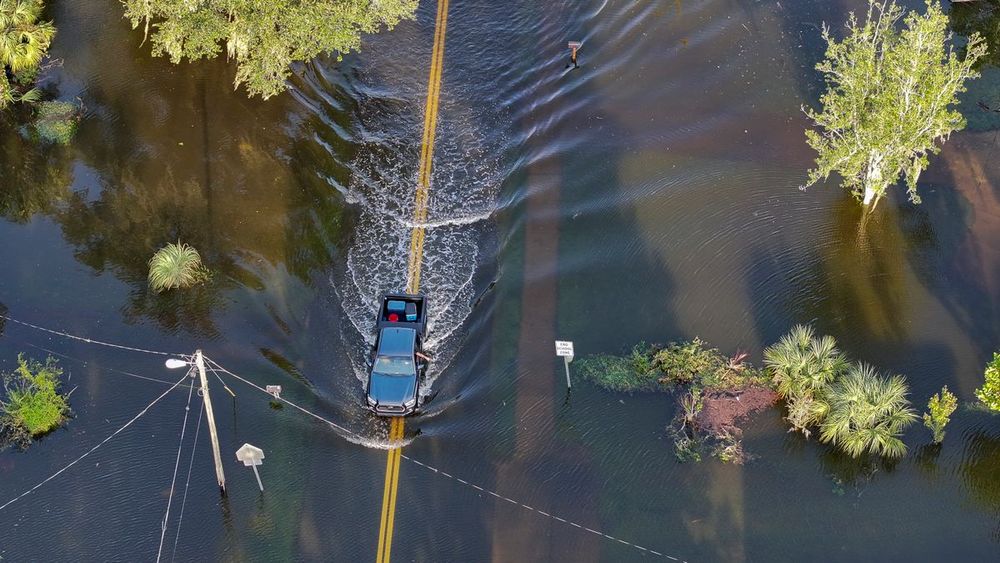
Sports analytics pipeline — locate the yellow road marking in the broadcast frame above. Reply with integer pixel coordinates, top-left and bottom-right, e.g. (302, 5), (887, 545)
(377, 417), (404, 563)
(377, 0), (450, 560)
(408, 0), (449, 294)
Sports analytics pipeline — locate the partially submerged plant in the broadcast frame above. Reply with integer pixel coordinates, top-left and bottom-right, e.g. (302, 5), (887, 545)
(819, 364), (916, 458)
(764, 325), (847, 436)
(1, 354), (69, 444)
(33, 100), (79, 144)
(765, 325), (847, 400)
(801, 0), (986, 208)
(147, 241), (210, 292)
(923, 385), (957, 444)
(975, 352), (1000, 412)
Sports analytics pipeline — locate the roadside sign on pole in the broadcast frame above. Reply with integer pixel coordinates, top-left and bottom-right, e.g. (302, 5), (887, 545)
(236, 443), (266, 492)
(555, 341), (575, 390)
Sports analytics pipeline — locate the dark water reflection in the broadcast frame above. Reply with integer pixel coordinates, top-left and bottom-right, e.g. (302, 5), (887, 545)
(2, 0), (1000, 561)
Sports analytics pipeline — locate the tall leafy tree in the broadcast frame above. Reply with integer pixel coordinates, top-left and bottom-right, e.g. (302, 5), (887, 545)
(801, 0), (986, 209)
(122, 0), (418, 100)
(0, 0), (55, 108)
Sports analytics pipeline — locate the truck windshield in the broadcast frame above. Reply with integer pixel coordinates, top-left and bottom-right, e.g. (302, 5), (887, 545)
(375, 355), (415, 376)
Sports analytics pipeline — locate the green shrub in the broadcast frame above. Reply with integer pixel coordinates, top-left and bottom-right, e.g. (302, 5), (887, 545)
(819, 364), (916, 458)
(653, 338), (721, 386)
(673, 434), (701, 462)
(976, 352), (1000, 412)
(629, 343), (655, 376)
(148, 242), (210, 292)
(1, 355), (69, 439)
(33, 101), (79, 144)
(923, 385), (958, 444)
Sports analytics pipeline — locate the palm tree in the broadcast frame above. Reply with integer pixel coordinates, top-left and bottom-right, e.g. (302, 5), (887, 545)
(764, 325), (848, 435)
(147, 242), (209, 292)
(0, 0), (54, 72)
(820, 364), (917, 459)
(764, 325), (848, 398)
(0, 0), (54, 109)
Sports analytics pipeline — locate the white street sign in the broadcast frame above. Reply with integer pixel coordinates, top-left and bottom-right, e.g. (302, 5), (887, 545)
(555, 340), (574, 359)
(236, 443), (265, 466)
(235, 443), (266, 492)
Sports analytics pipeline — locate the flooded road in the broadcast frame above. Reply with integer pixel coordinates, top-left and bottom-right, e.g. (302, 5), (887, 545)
(2, 0), (1000, 561)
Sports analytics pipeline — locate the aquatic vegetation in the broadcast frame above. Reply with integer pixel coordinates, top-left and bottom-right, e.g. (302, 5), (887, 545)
(122, 0), (418, 99)
(0, 0), (55, 109)
(575, 353), (641, 392)
(147, 242), (210, 292)
(923, 386), (957, 444)
(764, 325), (847, 436)
(653, 338), (721, 386)
(711, 431), (748, 465)
(580, 339), (772, 463)
(976, 352), (1000, 412)
(801, 0), (985, 208)
(819, 364), (917, 459)
(32, 100), (78, 144)
(1, 354), (69, 446)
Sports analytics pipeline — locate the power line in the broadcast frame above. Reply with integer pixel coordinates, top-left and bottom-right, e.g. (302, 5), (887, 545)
(24, 342), (195, 388)
(0, 373), (189, 512)
(0, 312), (180, 357)
(157, 369), (197, 563)
(171, 399), (204, 562)
(203, 358), (354, 436)
(204, 356), (684, 561)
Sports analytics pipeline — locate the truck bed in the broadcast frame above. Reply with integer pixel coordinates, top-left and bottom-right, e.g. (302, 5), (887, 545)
(375, 293), (428, 336)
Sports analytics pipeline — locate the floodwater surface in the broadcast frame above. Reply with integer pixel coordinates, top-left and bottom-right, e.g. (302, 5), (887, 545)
(1, 0), (1000, 561)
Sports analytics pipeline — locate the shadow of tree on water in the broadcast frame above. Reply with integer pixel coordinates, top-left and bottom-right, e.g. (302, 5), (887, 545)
(960, 428), (1000, 541)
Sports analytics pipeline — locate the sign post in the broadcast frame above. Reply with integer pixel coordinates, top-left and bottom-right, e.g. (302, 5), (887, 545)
(555, 340), (575, 390)
(235, 443), (266, 492)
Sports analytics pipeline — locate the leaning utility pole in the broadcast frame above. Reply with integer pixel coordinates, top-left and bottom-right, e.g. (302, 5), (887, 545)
(195, 350), (226, 495)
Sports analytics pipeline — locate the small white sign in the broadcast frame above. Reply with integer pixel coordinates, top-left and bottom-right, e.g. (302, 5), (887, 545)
(265, 385), (282, 399)
(236, 443), (265, 467)
(555, 340), (575, 358)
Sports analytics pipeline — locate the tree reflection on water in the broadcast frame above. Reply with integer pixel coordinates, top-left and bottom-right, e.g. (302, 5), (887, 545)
(961, 428), (1000, 541)
(0, 120), (73, 223)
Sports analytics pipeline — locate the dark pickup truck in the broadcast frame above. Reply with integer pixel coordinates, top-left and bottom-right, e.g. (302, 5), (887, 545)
(365, 293), (429, 416)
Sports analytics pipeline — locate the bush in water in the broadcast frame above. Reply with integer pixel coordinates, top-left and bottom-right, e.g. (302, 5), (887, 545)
(1, 354), (70, 445)
(976, 352), (1000, 412)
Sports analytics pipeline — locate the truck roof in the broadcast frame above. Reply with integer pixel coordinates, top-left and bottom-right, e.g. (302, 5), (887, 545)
(377, 327), (417, 357)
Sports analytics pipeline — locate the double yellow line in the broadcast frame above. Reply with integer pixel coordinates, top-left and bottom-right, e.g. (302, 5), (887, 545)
(406, 0), (449, 294)
(377, 0), (449, 561)
(376, 417), (405, 563)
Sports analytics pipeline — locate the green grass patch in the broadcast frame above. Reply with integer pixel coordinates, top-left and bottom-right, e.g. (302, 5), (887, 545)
(33, 101), (80, 145)
(1, 355), (71, 447)
(576, 345), (662, 392)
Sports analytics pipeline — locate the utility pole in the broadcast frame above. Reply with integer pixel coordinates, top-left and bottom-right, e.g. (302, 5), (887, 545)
(196, 350), (226, 495)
